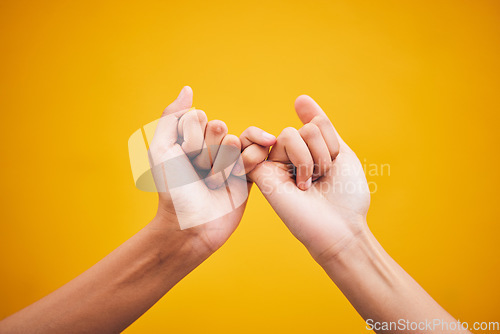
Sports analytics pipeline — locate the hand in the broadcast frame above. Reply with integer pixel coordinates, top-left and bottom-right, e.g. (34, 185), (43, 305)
(148, 86), (275, 254)
(250, 95), (371, 263)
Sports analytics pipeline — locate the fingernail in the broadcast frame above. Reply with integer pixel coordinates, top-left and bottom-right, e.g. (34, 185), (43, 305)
(305, 177), (312, 189)
(299, 177), (312, 191)
(262, 131), (276, 142)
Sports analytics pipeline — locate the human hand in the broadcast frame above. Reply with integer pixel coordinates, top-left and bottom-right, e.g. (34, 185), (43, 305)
(148, 86), (275, 254)
(250, 95), (371, 263)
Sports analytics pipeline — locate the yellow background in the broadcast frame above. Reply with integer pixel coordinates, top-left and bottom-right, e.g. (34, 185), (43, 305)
(1, 0), (499, 332)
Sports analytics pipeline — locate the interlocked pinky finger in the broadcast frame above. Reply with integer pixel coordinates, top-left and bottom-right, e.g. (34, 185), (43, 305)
(232, 144), (270, 177)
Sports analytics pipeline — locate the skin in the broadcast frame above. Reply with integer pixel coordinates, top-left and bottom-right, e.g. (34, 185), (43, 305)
(250, 95), (471, 334)
(0, 87), (276, 333)
(0, 88), (470, 333)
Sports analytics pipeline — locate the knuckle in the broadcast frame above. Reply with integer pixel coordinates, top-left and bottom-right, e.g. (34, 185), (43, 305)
(279, 127), (298, 142)
(299, 123), (320, 139)
(223, 134), (241, 147)
(282, 126), (297, 135)
(195, 110), (207, 124)
(241, 126), (257, 139)
(180, 110), (195, 124)
(208, 120), (227, 134)
(247, 126), (259, 133)
(312, 115), (330, 127)
(243, 145), (268, 167)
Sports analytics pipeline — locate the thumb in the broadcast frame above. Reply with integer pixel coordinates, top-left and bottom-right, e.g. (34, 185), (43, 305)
(151, 86), (194, 150)
(294, 94), (350, 151)
(294, 95), (326, 124)
(163, 86), (193, 116)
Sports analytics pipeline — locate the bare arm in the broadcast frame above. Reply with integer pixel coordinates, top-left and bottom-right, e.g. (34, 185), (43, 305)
(251, 95), (470, 333)
(0, 216), (210, 333)
(0, 86), (275, 334)
(319, 221), (469, 333)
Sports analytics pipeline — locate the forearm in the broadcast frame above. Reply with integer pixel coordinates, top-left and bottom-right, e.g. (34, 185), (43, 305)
(318, 222), (470, 334)
(0, 216), (210, 334)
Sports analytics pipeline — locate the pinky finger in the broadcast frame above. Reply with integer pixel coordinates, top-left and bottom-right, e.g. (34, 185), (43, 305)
(232, 144), (270, 177)
(240, 126), (276, 149)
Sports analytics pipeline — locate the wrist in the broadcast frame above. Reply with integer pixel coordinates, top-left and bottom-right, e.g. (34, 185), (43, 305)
(316, 222), (401, 290)
(312, 217), (373, 268)
(146, 215), (214, 269)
